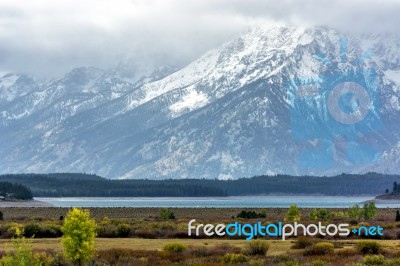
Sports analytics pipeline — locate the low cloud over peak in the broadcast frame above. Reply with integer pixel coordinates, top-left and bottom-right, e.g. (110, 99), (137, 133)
(0, 0), (399, 78)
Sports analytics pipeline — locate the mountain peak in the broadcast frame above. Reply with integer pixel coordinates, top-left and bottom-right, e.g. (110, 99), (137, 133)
(0, 25), (399, 179)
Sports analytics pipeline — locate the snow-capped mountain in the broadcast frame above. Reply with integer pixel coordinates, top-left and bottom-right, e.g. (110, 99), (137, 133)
(1, 25), (399, 179)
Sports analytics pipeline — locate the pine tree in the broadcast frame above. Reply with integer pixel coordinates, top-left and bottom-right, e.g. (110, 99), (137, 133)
(396, 210), (400, 222)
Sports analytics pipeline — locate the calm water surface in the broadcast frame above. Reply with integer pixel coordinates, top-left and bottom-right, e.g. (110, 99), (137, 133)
(35, 196), (400, 208)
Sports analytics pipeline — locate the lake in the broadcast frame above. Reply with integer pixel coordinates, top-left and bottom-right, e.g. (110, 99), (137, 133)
(35, 196), (400, 208)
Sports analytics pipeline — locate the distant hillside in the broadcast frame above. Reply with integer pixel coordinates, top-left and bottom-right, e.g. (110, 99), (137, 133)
(0, 172), (397, 197)
(376, 180), (400, 200)
(0, 181), (32, 200)
(0, 173), (225, 197)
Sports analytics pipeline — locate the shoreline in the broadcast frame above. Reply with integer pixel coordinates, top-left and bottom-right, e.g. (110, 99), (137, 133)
(373, 198), (400, 204)
(0, 199), (54, 207)
(0, 196), (398, 208)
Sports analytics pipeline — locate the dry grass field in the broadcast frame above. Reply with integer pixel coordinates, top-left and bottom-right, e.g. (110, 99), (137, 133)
(0, 207), (398, 265)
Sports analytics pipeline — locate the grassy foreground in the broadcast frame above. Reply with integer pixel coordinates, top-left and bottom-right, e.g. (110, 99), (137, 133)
(0, 207), (399, 265)
(0, 237), (397, 253)
(0, 238), (400, 265)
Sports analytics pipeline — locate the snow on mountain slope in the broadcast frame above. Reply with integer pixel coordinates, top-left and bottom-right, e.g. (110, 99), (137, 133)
(0, 74), (37, 103)
(0, 25), (399, 179)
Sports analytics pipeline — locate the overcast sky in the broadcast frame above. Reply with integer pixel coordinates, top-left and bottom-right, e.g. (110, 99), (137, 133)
(1, 0), (399, 78)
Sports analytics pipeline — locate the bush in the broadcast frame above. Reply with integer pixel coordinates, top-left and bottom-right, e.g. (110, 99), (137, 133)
(304, 242), (334, 256)
(208, 243), (241, 256)
(292, 237), (318, 249)
(0, 228), (42, 266)
(32, 252), (55, 266)
(285, 204), (301, 222)
(363, 202), (377, 220)
(22, 222), (62, 238)
(337, 248), (358, 257)
(348, 205), (362, 219)
(189, 246), (209, 257)
(237, 210), (266, 219)
(163, 243), (186, 253)
(160, 209), (175, 219)
(309, 209), (319, 220)
(244, 240), (270, 256)
(24, 223), (40, 238)
(331, 211), (348, 219)
(309, 209), (330, 221)
(6, 223), (23, 238)
(356, 240), (381, 254)
(362, 255), (386, 265)
(117, 223), (131, 237)
(38, 223), (62, 238)
(221, 253), (247, 264)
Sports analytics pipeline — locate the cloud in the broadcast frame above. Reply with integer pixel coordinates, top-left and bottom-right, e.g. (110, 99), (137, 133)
(0, 0), (399, 78)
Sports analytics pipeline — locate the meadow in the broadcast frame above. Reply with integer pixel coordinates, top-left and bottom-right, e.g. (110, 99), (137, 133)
(0, 207), (399, 265)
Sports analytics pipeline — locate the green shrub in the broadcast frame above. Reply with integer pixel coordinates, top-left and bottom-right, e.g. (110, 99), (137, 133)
(21, 222), (62, 238)
(309, 209), (319, 220)
(304, 242), (334, 256)
(0, 228), (41, 266)
(32, 252), (55, 266)
(117, 223), (131, 237)
(356, 240), (381, 254)
(285, 204), (301, 222)
(244, 240), (270, 256)
(160, 209), (175, 219)
(292, 236), (318, 249)
(309, 209), (331, 221)
(39, 223), (62, 238)
(208, 243), (241, 256)
(189, 246), (209, 257)
(23, 223), (40, 238)
(363, 202), (377, 220)
(6, 223), (23, 238)
(348, 205), (362, 219)
(362, 255), (386, 265)
(221, 253), (247, 264)
(163, 243), (186, 253)
(237, 210), (266, 219)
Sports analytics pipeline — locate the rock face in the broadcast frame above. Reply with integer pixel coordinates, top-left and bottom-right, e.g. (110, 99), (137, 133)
(0, 25), (399, 179)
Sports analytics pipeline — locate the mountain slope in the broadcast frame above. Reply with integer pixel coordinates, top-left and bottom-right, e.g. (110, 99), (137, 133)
(0, 25), (399, 179)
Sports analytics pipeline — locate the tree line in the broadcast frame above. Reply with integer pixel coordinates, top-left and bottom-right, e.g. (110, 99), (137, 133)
(0, 172), (398, 197)
(0, 181), (33, 200)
